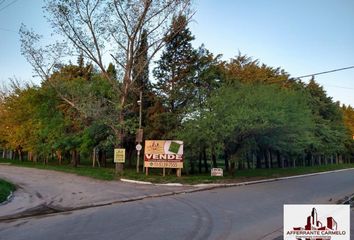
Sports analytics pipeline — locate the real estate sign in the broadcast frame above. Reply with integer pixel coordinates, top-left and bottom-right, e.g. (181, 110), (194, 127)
(114, 148), (125, 163)
(144, 140), (183, 169)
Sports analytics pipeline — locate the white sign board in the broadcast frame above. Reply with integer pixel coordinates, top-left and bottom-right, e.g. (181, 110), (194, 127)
(211, 168), (223, 177)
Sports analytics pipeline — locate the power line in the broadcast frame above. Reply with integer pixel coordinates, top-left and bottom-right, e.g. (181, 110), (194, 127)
(0, 0), (18, 12)
(321, 84), (354, 91)
(295, 65), (354, 79)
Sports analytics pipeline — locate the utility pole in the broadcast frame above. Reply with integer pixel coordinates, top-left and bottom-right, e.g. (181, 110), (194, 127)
(136, 91), (143, 173)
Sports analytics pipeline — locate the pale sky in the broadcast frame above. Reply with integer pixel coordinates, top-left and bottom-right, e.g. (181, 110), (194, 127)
(0, 0), (353, 105)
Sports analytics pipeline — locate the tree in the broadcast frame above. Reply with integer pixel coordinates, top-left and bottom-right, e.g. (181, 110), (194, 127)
(223, 53), (290, 85)
(153, 14), (198, 138)
(181, 83), (315, 173)
(341, 105), (354, 162)
(305, 78), (348, 163)
(21, 0), (193, 172)
(342, 105), (354, 137)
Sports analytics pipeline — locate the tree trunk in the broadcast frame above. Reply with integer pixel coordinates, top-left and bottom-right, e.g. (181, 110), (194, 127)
(28, 152), (32, 162)
(77, 152), (81, 165)
(263, 150), (267, 168)
(198, 150), (202, 174)
(92, 148), (96, 167)
(102, 151), (107, 168)
(18, 149), (23, 162)
(211, 147), (217, 168)
(71, 150), (78, 168)
(256, 151), (261, 169)
(190, 158), (195, 174)
(247, 152), (251, 169)
(230, 161), (236, 175)
(281, 154), (285, 169)
(56, 150), (62, 165)
(224, 149), (229, 171)
(267, 150), (271, 169)
(203, 148), (208, 173)
(252, 152), (256, 169)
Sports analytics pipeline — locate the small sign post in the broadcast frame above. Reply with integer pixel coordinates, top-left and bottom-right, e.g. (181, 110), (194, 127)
(136, 143), (142, 173)
(114, 148), (125, 163)
(211, 168), (223, 177)
(114, 148), (125, 174)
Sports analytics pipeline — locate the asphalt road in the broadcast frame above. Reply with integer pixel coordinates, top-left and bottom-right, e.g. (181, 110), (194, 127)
(0, 169), (353, 240)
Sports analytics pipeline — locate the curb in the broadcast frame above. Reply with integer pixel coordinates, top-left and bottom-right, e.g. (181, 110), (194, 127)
(2, 168), (353, 221)
(121, 167), (354, 188)
(341, 193), (354, 205)
(120, 178), (152, 185)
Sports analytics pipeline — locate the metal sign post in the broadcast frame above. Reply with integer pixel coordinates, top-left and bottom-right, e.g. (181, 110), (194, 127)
(136, 91), (143, 173)
(136, 143), (142, 173)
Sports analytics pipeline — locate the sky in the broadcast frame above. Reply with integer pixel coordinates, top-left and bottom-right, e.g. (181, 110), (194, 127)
(0, 0), (353, 106)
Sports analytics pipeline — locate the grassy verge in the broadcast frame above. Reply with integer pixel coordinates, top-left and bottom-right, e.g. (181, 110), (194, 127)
(1, 158), (353, 184)
(122, 164), (354, 184)
(0, 179), (15, 203)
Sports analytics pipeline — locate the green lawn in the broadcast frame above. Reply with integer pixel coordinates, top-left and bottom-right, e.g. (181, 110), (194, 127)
(0, 179), (15, 203)
(1, 158), (353, 185)
(122, 164), (354, 184)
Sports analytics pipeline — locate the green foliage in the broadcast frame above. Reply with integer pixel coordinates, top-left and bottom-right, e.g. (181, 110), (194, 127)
(223, 53), (290, 85)
(181, 83), (315, 160)
(305, 78), (348, 155)
(152, 15), (198, 138)
(0, 178), (15, 203)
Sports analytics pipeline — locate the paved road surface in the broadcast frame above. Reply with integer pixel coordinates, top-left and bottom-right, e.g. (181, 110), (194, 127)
(0, 165), (196, 219)
(0, 168), (353, 240)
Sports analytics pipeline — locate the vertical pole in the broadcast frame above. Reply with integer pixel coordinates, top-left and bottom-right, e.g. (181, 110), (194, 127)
(136, 152), (140, 173)
(139, 91), (142, 129)
(136, 91), (143, 173)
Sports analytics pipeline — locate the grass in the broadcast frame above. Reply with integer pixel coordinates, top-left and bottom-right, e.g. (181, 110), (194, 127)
(0, 179), (15, 203)
(1, 158), (353, 184)
(122, 163), (354, 184)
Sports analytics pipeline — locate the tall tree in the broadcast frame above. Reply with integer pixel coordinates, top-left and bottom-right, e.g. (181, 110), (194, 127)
(21, 0), (193, 171)
(305, 78), (347, 161)
(223, 53), (290, 85)
(153, 14), (198, 138)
